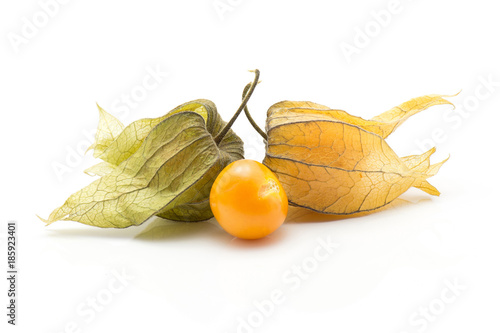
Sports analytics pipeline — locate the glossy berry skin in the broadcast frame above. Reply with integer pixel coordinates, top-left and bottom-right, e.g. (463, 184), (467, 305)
(210, 159), (288, 239)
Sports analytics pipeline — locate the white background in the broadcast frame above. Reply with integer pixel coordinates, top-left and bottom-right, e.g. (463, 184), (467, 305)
(1, 0), (499, 332)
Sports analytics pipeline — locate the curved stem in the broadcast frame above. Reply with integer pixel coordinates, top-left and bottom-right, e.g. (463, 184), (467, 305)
(214, 69), (260, 145)
(242, 83), (267, 141)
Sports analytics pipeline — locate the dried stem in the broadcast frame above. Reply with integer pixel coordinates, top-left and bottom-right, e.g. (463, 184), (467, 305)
(242, 82), (267, 140)
(214, 69), (261, 145)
